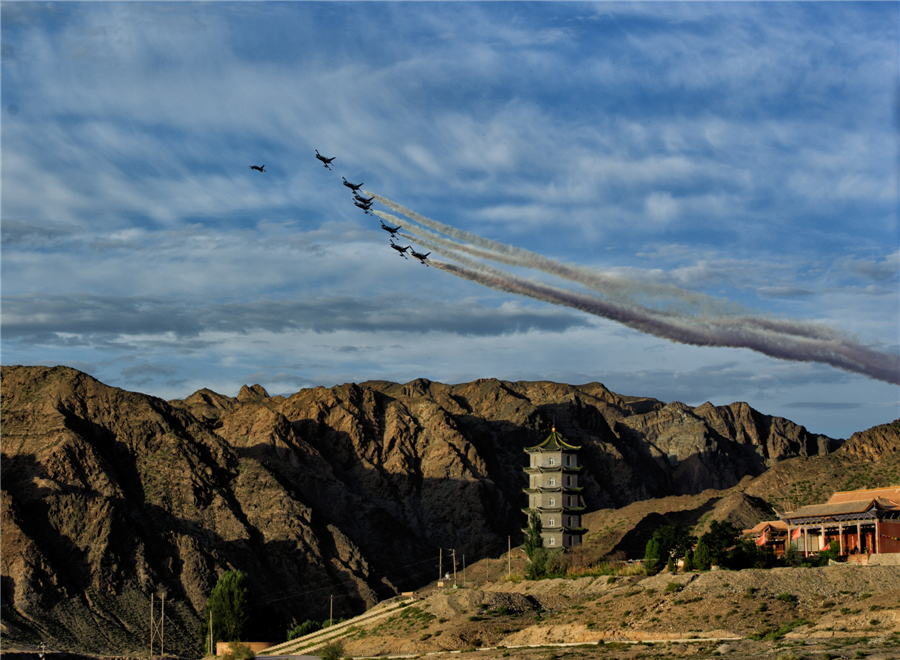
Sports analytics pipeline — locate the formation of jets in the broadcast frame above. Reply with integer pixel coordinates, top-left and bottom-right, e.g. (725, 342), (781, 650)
(247, 152), (430, 265)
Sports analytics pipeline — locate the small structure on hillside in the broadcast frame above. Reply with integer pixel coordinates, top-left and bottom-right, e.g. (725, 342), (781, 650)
(523, 427), (586, 548)
(743, 520), (789, 555)
(747, 486), (900, 557)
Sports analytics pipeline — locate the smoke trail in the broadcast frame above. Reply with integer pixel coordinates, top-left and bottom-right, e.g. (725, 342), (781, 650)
(370, 194), (899, 385)
(369, 193), (745, 316)
(433, 260), (900, 385)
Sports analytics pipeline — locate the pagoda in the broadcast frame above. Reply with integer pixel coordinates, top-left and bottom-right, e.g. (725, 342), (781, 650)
(523, 427), (586, 548)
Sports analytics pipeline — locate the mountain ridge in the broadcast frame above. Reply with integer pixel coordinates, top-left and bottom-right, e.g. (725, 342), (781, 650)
(0, 364), (863, 656)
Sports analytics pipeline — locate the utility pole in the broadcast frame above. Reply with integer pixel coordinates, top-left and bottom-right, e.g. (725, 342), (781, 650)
(508, 536), (511, 578)
(439, 548), (442, 581)
(452, 549), (457, 587)
(330, 594), (334, 627)
(208, 610), (214, 657)
(150, 592), (166, 658)
(463, 555), (466, 588)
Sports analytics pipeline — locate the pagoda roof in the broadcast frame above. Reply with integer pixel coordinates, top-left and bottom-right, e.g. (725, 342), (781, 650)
(524, 427), (581, 452)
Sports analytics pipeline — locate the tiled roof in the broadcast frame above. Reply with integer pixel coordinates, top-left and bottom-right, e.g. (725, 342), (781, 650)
(744, 520), (788, 534)
(826, 487), (900, 505)
(781, 499), (880, 520)
(524, 427), (581, 452)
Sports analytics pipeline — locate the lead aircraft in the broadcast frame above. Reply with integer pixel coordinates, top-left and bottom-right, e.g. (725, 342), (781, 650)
(315, 150), (336, 170)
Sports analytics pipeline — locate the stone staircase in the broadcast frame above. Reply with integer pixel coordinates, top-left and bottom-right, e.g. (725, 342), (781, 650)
(259, 596), (417, 657)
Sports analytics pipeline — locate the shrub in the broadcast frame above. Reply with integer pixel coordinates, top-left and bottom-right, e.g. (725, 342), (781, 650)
(287, 620), (322, 640)
(664, 582), (682, 593)
(319, 640), (345, 660)
(222, 642), (255, 660)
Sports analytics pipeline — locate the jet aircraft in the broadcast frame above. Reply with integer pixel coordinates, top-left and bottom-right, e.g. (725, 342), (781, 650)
(315, 150), (336, 170)
(342, 177), (363, 191)
(354, 201), (374, 215)
(390, 241), (411, 258)
(353, 193), (374, 205)
(249, 165), (266, 172)
(410, 249), (430, 265)
(380, 220), (401, 236)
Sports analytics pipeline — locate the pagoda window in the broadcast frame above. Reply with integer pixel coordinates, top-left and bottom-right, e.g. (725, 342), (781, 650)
(548, 518), (555, 527)
(549, 477), (556, 486)
(548, 457), (555, 466)
(549, 537), (555, 546)
(549, 497), (555, 507)
(566, 475), (571, 486)
(566, 455), (571, 466)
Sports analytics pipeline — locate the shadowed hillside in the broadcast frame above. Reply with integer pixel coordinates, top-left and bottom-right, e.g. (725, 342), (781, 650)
(1, 365), (844, 656)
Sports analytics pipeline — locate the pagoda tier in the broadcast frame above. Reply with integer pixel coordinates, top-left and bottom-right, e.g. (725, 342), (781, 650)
(522, 427), (586, 549)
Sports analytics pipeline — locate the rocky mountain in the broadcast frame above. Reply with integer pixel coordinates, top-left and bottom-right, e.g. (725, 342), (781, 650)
(0, 365), (844, 656)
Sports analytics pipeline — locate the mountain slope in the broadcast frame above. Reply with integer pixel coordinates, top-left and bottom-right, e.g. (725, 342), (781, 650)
(1, 365), (841, 655)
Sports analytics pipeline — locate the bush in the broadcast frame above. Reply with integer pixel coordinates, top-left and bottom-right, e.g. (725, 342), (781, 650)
(319, 640), (345, 660)
(222, 642), (255, 660)
(287, 620), (322, 640)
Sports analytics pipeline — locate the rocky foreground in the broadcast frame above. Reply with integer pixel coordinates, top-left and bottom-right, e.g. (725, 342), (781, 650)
(332, 566), (900, 659)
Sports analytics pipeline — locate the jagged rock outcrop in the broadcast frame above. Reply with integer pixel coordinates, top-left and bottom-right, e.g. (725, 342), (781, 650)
(1, 365), (842, 655)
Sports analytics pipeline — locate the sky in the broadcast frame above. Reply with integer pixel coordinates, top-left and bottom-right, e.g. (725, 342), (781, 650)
(2, 1), (898, 441)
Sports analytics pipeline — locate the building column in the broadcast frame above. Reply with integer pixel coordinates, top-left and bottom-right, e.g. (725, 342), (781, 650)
(803, 527), (808, 557)
(821, 523), (826, 552)
(838, 522), (844, 555)
(857, 523), (862, 554)
(875, 519), (881, 554)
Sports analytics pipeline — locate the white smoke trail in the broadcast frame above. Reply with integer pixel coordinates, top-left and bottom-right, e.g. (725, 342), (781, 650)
(369, 193), (745, 316)
(369, 194), (900, 385)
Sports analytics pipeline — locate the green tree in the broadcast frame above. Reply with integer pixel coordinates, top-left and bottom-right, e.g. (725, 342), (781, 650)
(523, 511), (544, 560)
(204, 570), (251, 645)
(699, 520), (741, 566)
(817, 540), (840, 566)
(666, 555), (676, 573)
(644, 538), (663, 575)
(781, 544), (801, 568)
(652, 525), (696, 563)
(682, 549), (694, 572)
(693, 538), (712, 571)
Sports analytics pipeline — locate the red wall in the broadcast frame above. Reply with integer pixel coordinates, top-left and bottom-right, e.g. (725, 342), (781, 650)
(880, 521), (900, 553)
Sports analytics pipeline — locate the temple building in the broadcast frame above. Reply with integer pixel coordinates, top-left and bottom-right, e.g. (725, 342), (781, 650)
(523, 427), (586, 548)
(777, 486), (900, 557)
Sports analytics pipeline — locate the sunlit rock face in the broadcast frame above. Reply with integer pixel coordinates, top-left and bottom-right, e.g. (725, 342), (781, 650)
(0, 365), (837, 655)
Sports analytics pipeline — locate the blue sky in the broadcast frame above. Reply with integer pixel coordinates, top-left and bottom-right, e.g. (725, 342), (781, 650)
(2, 2), (898, 440)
